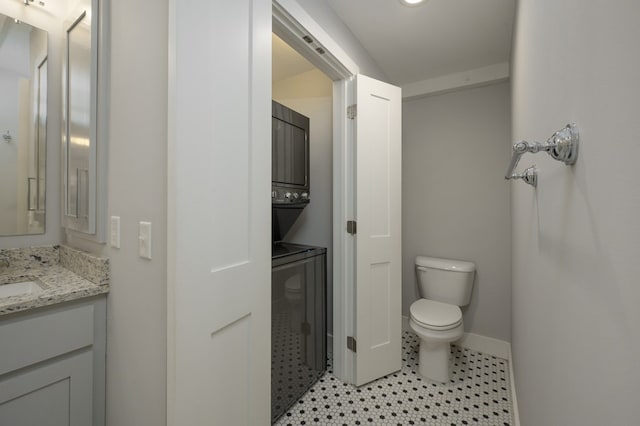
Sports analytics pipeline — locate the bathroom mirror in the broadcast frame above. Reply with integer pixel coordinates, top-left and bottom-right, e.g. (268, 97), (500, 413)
(0, 13), (48, 236)
(62, 0), (108, 241)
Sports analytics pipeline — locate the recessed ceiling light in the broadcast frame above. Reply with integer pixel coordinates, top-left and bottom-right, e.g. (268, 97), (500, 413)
(399, 0), (427, 6)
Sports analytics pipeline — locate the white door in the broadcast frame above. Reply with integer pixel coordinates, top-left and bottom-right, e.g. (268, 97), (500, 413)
(353, 74), (402, 386)
(167, 1), (271, 425)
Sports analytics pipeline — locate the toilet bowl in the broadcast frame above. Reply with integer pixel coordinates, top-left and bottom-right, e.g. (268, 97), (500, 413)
(409, 299), (464, 382)
(409, 256), (475, 383)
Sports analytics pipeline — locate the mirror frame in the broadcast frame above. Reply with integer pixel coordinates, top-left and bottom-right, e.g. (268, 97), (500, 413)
(35, 56), (47, 214)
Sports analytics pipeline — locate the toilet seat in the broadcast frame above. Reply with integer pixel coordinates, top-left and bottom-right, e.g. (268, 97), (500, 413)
(410, 299), (462, 331)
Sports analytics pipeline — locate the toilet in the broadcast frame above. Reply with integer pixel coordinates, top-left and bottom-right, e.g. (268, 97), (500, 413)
(409, 256), (475, 383)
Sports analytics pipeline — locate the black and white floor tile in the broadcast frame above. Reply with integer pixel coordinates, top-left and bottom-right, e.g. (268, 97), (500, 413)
(274, 331), (513, 425)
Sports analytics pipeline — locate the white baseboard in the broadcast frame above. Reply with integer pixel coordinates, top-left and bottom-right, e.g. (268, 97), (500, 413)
(402, 314), (410, 333)
(402, 315), (520, 425)
(456, 333), (510, 360)
(402, 315), (509, 359)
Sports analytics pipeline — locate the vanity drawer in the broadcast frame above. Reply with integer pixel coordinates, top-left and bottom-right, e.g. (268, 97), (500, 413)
(0, 303), (94, 376)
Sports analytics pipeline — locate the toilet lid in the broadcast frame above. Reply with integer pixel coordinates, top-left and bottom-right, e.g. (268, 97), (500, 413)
(410, 299), (462, 330)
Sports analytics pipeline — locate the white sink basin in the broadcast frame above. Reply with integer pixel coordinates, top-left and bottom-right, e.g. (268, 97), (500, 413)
(0, 281), (44, 298)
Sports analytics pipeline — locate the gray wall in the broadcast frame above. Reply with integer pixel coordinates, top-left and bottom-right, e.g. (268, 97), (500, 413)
(273, 68), (334, 334)
(103, 0), (167, 424)
(511, 1), (640, 424)
(402, 82), (512, 342)
(66, 1), (168, 425)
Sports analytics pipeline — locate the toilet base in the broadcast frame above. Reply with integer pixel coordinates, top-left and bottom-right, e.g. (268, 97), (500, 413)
(409, 316), (463, 384)
(418, 340), (452, 383)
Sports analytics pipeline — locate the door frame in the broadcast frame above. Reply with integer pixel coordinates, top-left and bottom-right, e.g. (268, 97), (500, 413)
(272, 0), (357, 384)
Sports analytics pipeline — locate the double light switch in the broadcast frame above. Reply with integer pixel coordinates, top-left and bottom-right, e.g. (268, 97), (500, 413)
(110, 216), (152, 260)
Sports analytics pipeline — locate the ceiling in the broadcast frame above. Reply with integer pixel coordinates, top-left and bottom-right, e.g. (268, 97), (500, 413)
(273, 0), (516, 88)
(272, 33), (316, 83)
(324, 0), (515, 86)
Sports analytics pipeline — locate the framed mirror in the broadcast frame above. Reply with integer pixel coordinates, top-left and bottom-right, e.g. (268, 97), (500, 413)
(63, 9), (95, 233)
(0, 13), (48, 236)
(63, 0), (107, 241)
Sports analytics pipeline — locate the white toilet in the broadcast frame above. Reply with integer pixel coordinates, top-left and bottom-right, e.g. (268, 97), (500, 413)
(409, 256), (475, 383)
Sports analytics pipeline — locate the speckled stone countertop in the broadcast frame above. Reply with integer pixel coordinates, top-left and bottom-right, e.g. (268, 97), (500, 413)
(0, 245), (109, 316)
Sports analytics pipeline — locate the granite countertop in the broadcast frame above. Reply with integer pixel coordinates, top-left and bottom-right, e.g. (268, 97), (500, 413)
(0, 245), (110, 316)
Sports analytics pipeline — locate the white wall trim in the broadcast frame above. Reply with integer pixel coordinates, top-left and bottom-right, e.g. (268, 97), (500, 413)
(508, 345), (521, 426)
(402, 62), (509, 100)
(332, 78), (355, 384)
(402, 315), (520, 424)
(402, 315), (509, 359)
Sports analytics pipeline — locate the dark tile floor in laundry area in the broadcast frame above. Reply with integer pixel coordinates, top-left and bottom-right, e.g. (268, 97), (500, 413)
(274, 331), (513, 426)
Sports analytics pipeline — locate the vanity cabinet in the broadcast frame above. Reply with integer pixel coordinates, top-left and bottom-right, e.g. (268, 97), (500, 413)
(0, 296), (106, 426)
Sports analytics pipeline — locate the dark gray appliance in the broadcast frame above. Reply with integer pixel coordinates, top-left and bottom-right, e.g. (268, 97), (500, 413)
(271, 243), (326, 423)
(270, 101), (326, 423)
(272, 101), (310, 242)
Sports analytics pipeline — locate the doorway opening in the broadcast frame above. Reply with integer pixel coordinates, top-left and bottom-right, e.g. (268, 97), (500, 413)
(270, 32), (335, 420)
(272, 32), (334, 335)
(272, 0), (403, 391)
(272, 2), (356, 387)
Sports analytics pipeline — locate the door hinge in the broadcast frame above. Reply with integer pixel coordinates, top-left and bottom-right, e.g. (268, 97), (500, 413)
(347, 104), (357, 119)
(347, 220), (357, 235)
(347, 336), (357, 353)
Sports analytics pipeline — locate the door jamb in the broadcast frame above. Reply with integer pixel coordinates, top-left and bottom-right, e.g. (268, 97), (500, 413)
(272, 0), (357, 384)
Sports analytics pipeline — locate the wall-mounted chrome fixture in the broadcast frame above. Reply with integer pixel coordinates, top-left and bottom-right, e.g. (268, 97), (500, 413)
(505, 124), (579, 187)
(2, 131), (12, 143)
(509, 166), (538, 187)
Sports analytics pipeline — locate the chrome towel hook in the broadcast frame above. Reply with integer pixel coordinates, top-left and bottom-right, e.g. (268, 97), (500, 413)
(505, 124), (579, 187)
(509, 166), (538, 188)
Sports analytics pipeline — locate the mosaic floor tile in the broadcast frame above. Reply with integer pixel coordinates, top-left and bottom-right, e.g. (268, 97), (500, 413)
(274, 331), (513, 425)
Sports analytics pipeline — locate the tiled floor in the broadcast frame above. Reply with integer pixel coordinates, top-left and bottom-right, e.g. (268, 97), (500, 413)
(274, 331), (513, 425)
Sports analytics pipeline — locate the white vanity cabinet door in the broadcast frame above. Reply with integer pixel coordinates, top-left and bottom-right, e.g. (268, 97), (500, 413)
(0, 350), (93, 425)
(0, 296), (106, 426)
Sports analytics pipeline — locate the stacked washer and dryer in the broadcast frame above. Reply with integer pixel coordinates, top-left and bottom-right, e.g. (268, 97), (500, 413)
(271, 101), (327, 423)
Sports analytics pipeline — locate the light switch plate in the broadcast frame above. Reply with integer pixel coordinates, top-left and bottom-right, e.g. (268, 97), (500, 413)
(110, 216), (120, 248)
(139, 221), (152, 259)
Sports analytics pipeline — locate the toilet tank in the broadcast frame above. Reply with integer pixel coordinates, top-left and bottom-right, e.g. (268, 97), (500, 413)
(415, 256), (475, 306)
